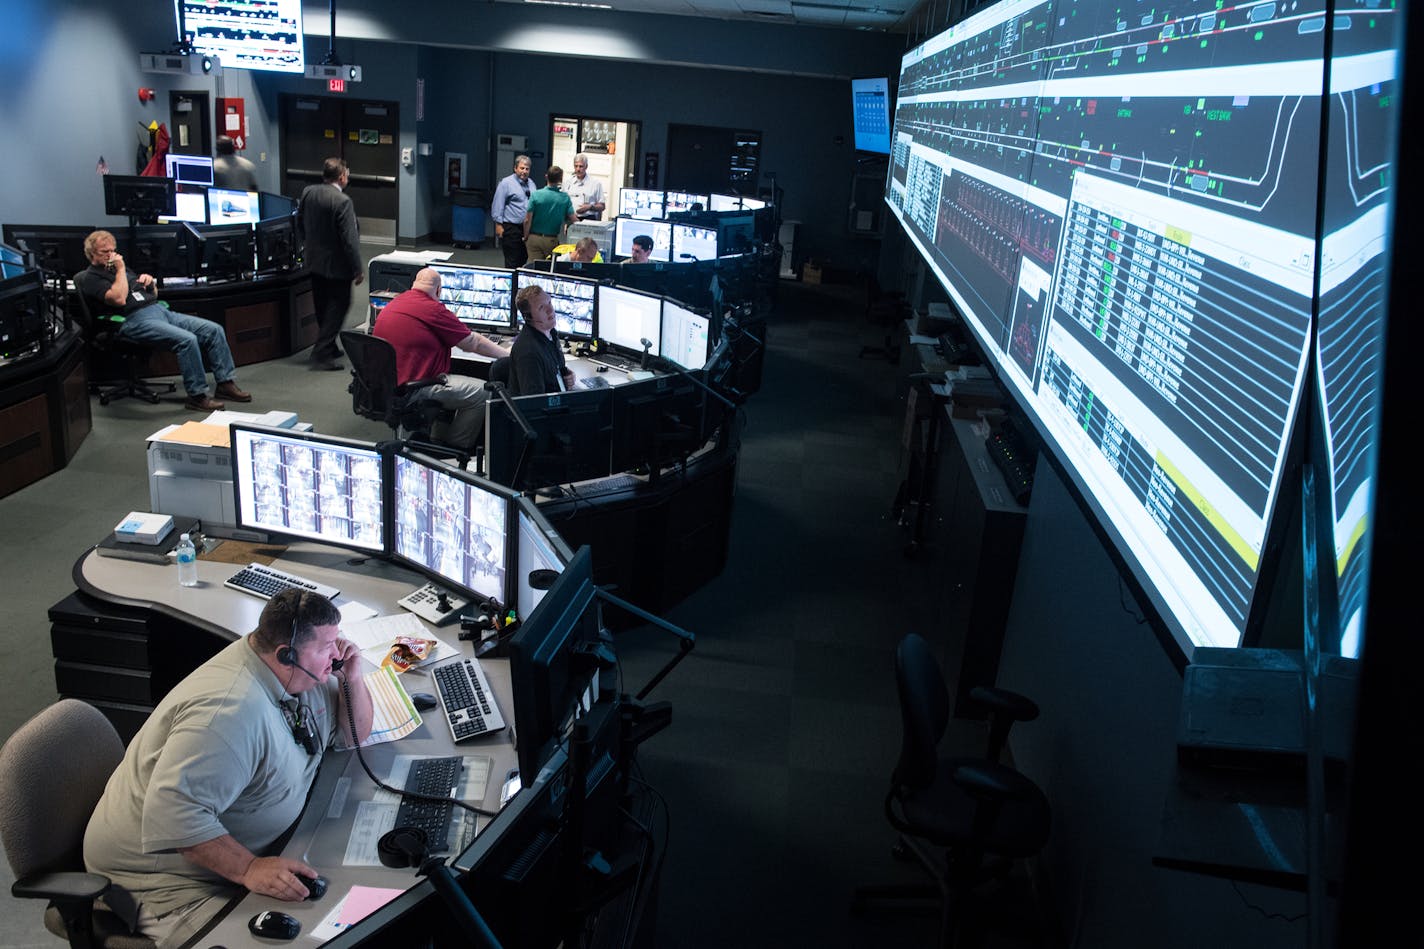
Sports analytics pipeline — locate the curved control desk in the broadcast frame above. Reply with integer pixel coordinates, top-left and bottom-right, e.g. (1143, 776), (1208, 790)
(67, 542), (521, 946)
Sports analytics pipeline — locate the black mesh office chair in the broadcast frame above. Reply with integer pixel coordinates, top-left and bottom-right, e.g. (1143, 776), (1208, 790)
(853, 633), (1051, 948)
(340, 329), (471, 467)
(0, 699), (155, 949)
(71, 273), (178, 406)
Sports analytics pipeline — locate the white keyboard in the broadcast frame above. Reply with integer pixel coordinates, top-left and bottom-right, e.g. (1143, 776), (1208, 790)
(397, 582), (468, 625)
(223, 562), (340, 601)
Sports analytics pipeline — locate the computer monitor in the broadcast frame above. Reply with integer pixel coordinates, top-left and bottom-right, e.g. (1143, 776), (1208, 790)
(119, 224), (197, 280)
(159, 186), (209, 226)
(715, 214), (756, 256)
(672, 223), (717, 262)
(614, 218), (672, 262)
(596, 284), (662, 357)
(1, 225), (93, 277)
(851, 76), (893, 155)
(229, 424), (387, 555)
(708, 194), (766, 212)
(206, 188), (261, 226)
(391, 448), (515, 608)
(431, 263), (515, 334)
(254, 215), (298, 273)
(618, 188), (664, 219)
(187, 222), (254, 280)
(0, 270), (46, 358)
(507, 545), (603, 781)
(609, 375), (708, 474)
(515, 496), (574, 625)
(665, 191), (709, 214)
(659, 300), (711, 370)
(514, 271), (596, 340)
(484, 387), (614, 491)
(258, 191), (298, 220)
(549, 259), (622, 284)
(165, 154), (215, 187)
(0, 243), (24, 280)
(102, 175), (176, 221)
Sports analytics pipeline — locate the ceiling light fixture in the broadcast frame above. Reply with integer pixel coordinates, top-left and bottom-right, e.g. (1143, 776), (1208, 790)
(525, 0), (614, 8)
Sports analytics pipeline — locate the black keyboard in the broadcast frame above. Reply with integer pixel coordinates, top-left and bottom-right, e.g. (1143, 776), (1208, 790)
(394, 756), (462, 854)
(579, 375), (612, 389)
(432, 658), (507, 742)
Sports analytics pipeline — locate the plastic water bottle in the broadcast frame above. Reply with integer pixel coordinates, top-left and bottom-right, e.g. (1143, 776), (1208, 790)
(176, 533), (199, 587)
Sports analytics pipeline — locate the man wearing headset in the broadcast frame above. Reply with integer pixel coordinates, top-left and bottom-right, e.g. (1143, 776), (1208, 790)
(84, 590), (372, 948)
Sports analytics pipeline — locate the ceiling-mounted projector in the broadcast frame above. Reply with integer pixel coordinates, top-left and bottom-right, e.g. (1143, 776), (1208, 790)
(305, 64), (362, 82)
(139, 52), (221, 77)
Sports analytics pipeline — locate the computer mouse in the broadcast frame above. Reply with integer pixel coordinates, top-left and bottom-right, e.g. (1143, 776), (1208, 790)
(596, 364), (608, 372)
(248, 910), (301, 940)
(302, 874), (329, 900)
(410, 692), (438, 712)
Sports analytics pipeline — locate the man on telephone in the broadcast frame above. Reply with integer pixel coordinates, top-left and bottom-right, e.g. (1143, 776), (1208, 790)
(83, 590), (372, 948)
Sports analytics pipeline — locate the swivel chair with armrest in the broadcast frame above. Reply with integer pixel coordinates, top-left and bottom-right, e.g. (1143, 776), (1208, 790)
(853, 632), (1052, 949)
(71, 273), (178, 406)
(0, 699), (155, 949)
(340, 328), (476, 469)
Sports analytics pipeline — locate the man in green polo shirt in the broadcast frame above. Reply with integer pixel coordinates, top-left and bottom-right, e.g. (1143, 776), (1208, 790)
(523, 166), (577, 264)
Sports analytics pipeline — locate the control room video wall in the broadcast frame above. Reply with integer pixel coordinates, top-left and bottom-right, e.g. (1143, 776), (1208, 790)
(886, 0), (1398, 657)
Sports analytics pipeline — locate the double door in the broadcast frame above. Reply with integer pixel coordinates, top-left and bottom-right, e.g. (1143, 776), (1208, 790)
(280, 94), (400, 244)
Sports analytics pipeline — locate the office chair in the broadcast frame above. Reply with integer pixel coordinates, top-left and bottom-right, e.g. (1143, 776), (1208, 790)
(340, 329), (473, 467)
(71, 274), (178, 406)
(0, 699), (156, 949)
(858, 275), (908, 362)
(853, 633), (1051, 949)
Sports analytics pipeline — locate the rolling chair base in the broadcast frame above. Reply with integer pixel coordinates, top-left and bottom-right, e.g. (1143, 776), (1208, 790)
(90, 377), (178, 406)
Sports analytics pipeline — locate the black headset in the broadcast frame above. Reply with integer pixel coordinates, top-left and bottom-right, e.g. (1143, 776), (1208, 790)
(275, 591), (322, 755)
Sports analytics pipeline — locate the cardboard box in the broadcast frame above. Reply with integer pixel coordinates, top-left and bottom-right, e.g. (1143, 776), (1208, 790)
(802, 262), (823, 284)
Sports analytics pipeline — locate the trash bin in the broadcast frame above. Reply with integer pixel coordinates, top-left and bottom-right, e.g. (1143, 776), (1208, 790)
(451, 188), (489, 248)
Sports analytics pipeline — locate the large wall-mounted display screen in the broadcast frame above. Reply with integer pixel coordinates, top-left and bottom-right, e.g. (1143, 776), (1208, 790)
(176, 0), (305, 73)
(886, 0), (1399, 656)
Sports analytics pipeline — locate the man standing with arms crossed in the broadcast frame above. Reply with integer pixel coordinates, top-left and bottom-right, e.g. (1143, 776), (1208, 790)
(491, 154), (535, 269)
(565, 153), (606, 222)
(298, 157), (363, 371)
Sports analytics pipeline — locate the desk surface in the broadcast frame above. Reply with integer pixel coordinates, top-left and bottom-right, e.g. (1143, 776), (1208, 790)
(76, 542), (519, 947)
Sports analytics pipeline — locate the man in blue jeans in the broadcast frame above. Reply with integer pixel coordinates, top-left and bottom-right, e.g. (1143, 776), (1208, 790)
(77, 230), (252, 410)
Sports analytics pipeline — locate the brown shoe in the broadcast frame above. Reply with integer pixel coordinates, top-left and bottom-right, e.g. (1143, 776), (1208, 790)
(215, 381), (252, 402)
(185, 394), (225, 411)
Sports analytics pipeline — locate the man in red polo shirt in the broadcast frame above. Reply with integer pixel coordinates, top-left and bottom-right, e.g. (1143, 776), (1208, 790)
(372, 268), (509, 450)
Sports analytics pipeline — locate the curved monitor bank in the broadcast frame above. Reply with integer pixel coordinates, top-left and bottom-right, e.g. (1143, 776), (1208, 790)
(55, 483), (677, 948)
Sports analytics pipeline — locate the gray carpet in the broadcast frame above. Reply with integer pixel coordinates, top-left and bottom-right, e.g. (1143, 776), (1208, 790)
(0, 245), (1052, 948)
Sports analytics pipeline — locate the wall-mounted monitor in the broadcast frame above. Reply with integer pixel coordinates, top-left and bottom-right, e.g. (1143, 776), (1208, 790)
(660, 300), (711, 371)
(596, 284), (662, 357)
(391, 449), (514, 608)
(514, 271), (596, 340)
(178, 0), (305, 73)
(160, 187), (209, 226)
(102, 175), (175, 220)
(851, 77), (893, 155)
(614, 218), (672, 262)
(165, 154), (215, 187)
(665, 191), (709, 214)
(2, 224), (94, 277)
(672, 224), (717, 262)
(884, 0), (1345, 657)
(431, 263), (515, 334)
(230, 425), (387, 555)
(618, 189), (665, 220)
(206, 188), (261, 226)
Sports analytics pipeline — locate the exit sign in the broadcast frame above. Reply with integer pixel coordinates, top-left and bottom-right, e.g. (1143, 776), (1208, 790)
(328, 78), (346, 93)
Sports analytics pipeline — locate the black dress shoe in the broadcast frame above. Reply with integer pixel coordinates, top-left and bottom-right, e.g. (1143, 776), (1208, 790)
(309, 359), (344, 371)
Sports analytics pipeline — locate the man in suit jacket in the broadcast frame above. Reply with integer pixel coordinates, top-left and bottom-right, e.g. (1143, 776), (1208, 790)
(297, 157), (363, 370)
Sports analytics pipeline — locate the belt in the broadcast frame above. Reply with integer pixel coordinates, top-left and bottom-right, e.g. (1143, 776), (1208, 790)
(529, 232), (558, 238)
(500, 223), (526, 230)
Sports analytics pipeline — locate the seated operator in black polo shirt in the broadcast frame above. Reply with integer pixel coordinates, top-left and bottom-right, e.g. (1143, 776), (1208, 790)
(509, 285), (576, 395)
